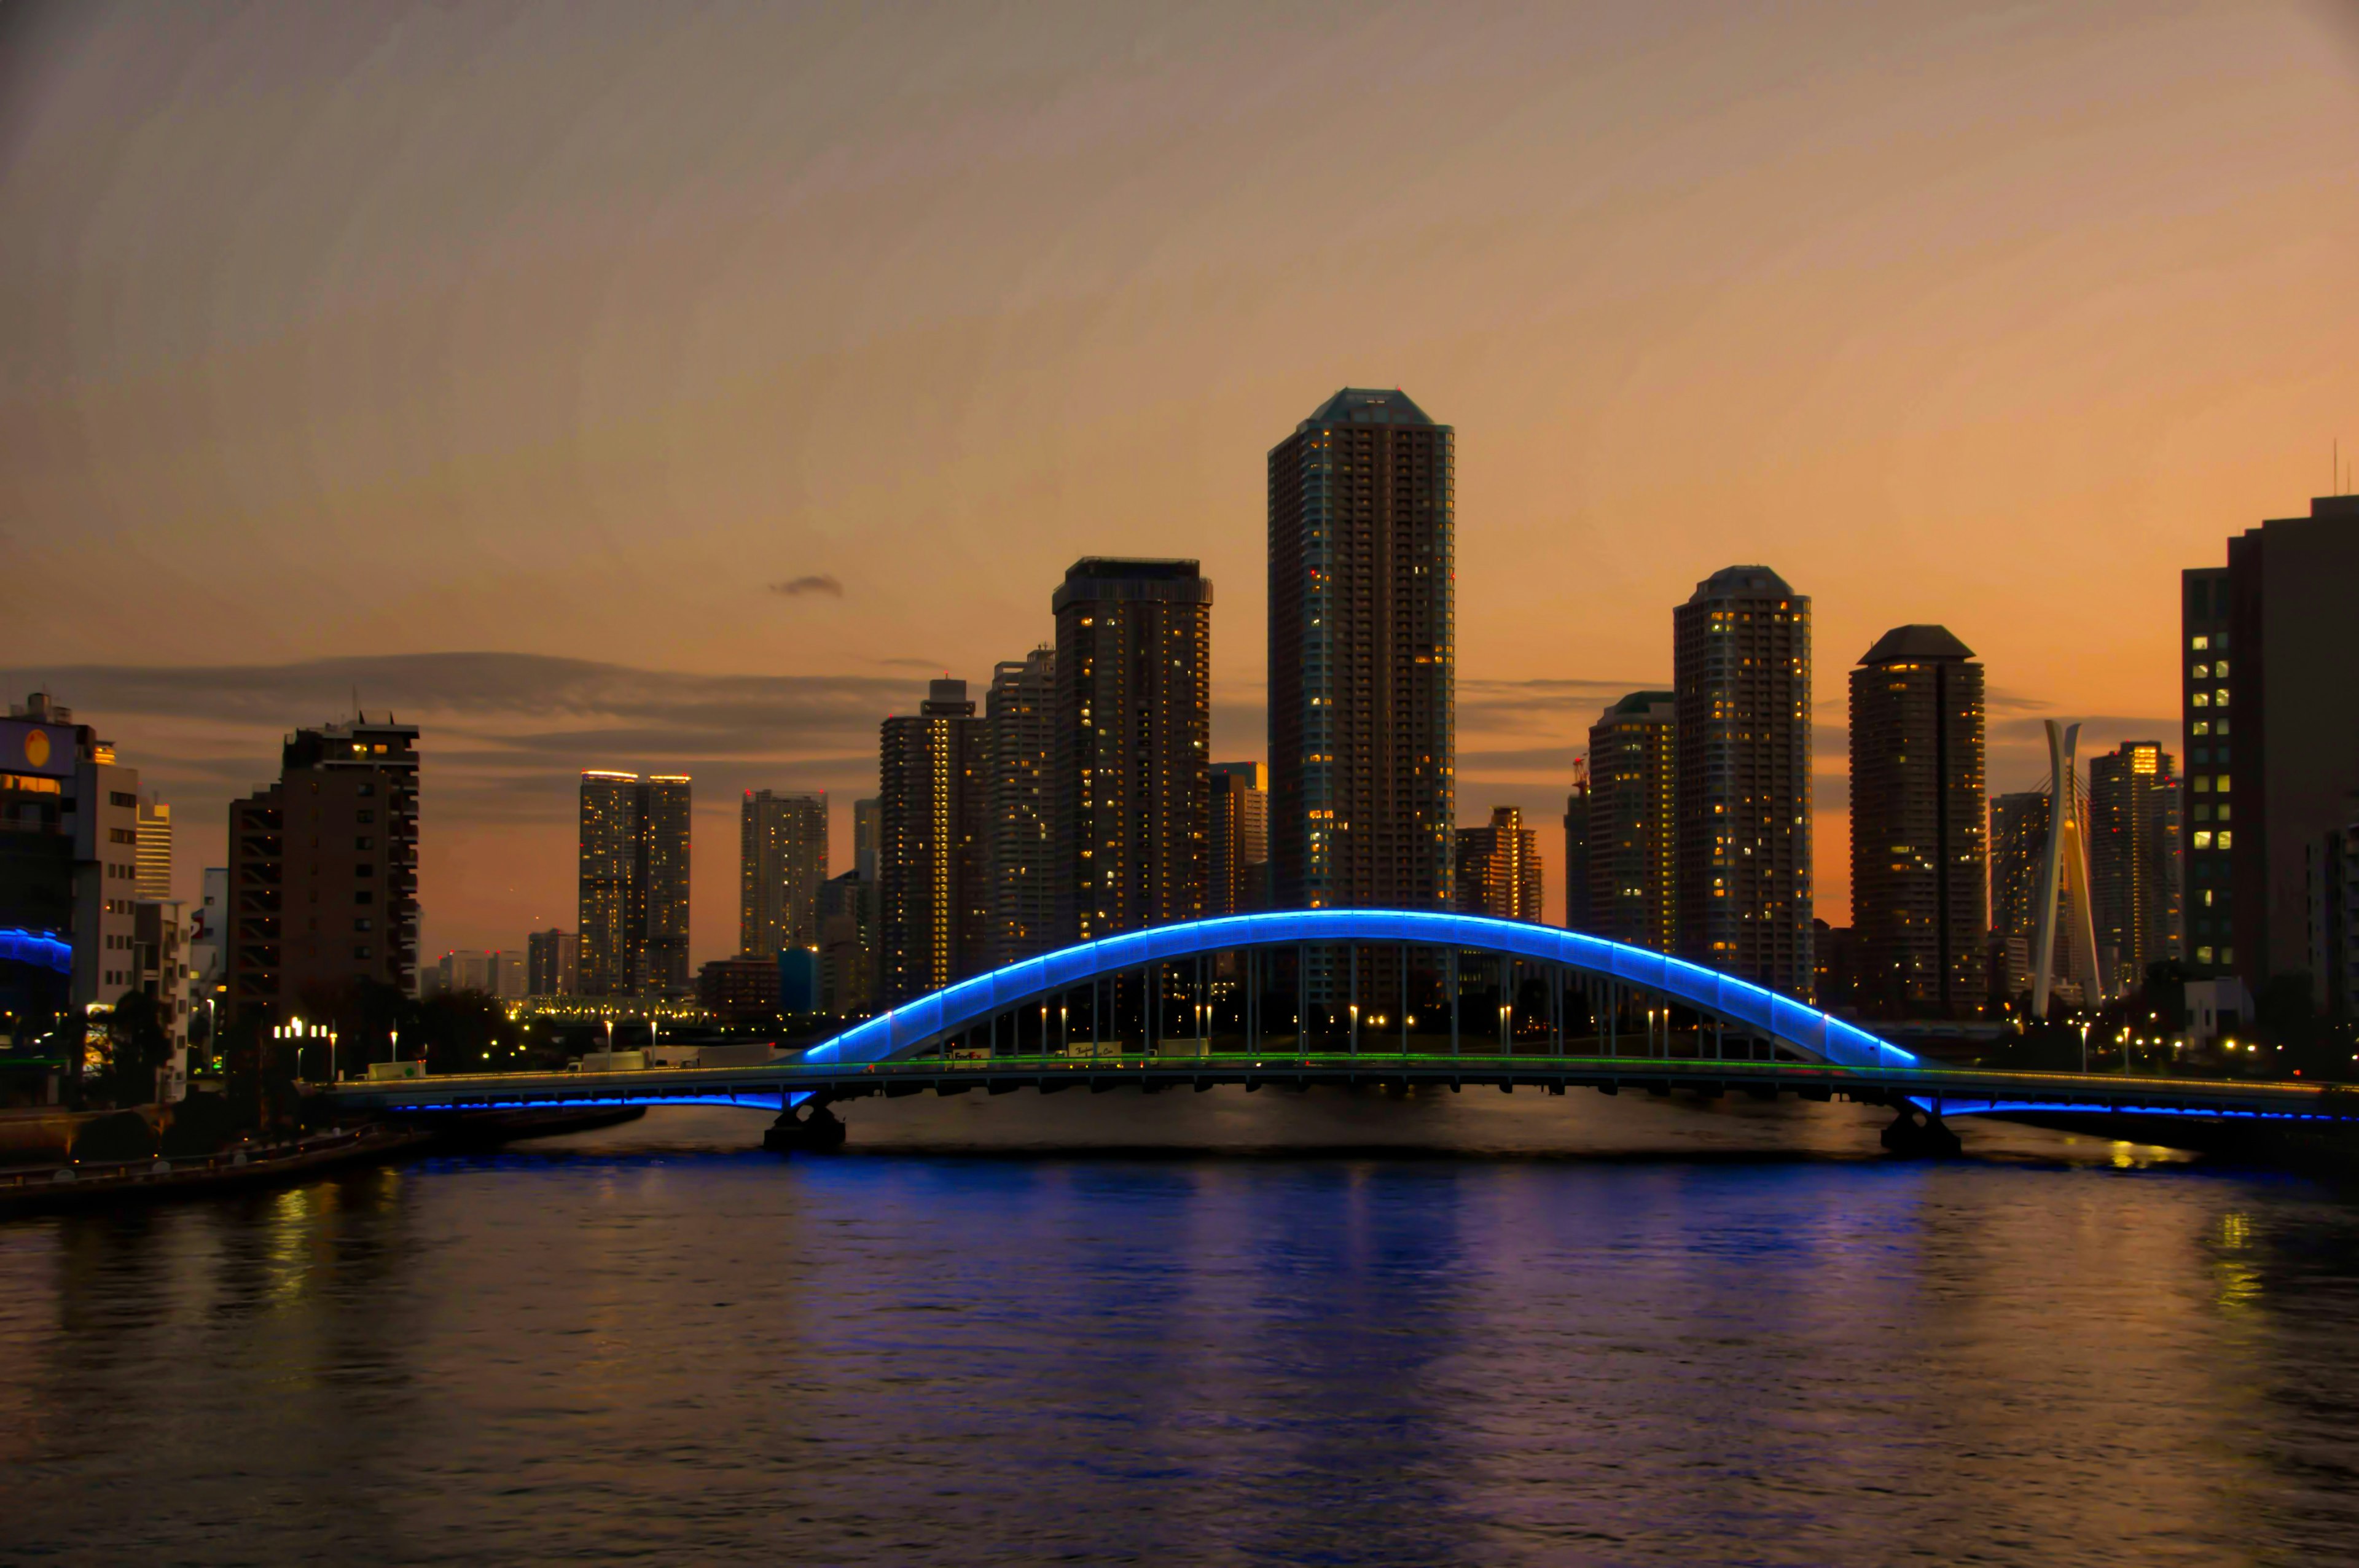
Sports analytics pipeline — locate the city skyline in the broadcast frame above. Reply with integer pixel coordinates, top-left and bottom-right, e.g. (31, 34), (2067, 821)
(6, 4), (2357, 961)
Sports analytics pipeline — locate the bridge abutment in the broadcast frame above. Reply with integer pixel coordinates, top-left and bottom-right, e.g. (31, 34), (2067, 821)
(1880, 1104), (1962, 1158)
(764, 1099), (847, 1154)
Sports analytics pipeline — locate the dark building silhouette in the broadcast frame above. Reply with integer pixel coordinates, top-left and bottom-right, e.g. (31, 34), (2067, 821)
(1053, 559), (1211, 942)
(1847, 625), (1987, 1019)
(1585, 691), (1676, 951)
(576, 771), (690, 998)
(2180, 496), (2359, 1004)
(1455, 806), (1544, 924)
(1267, 388), (1455, 913)
(227, 717), (420, 1018)
(878, 679), (990, 1005)
(525, 928), (577, 997)
(1208, 762), (1269, 917)
(1675, 568), (1813, 997)
(1562, 763), (1590, 933)
(987, 647), (1057, 964)
(2088, 741), (2181, 992)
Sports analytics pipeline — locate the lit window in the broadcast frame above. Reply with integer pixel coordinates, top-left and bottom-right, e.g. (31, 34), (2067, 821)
(2196, 945), (2213, 964)
(2191, 635), (2208, 651)
(2192, 663), (2209, 679)
(2218, 831), (2232, 849)
(2191, 692), (2208, 709)
(2193, 831), (2212, 849)
(2215, 660), (2230, 677)
(2215, 688), (2229, 707)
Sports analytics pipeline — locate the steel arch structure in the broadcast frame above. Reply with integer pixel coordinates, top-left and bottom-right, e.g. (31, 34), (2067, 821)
(808, 910), (1916, 1072)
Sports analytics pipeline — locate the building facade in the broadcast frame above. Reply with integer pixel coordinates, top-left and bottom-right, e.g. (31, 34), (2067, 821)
(1674, 568), (1813, 997)
(2089, 741), (2182, 992)
(2180, 496), (2359, 1004)
(1208, 762), (1270, 918)
(1586, 692), (1676, 952)
(1267, 388), (1455, 913)
(575, 771), (692, 999)
(988, 648), (1057, 964)
(1052, 558), (1212, 943)
(739, 788), (827, 959)
(878, 679), (991, 1005)
(525, 929), (579, 997)
(135, 797), (173, 901)
(1454, 806), (1544, 924)
(1846, 625), (1987, 1019)
(225, 716), (421, 1019)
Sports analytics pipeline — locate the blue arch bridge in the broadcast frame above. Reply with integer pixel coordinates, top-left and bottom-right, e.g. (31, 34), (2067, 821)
(329, 911), (2352, 1154)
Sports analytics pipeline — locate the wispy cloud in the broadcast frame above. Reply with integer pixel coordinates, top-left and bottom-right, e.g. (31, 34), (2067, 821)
(767, 574), (845, 599)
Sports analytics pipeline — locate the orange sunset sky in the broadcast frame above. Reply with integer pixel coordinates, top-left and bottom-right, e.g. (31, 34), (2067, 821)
(4, 1), (2356, 962)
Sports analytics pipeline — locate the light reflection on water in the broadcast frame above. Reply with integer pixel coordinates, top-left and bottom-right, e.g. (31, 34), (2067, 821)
(4, 1089), (2358, 1566)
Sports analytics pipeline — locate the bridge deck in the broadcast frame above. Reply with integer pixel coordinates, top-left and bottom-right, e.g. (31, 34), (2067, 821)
(325, 1051), (2350, 1122)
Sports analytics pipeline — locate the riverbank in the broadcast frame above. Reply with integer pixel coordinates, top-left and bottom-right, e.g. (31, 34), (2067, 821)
(0, 1106), (647, 1218)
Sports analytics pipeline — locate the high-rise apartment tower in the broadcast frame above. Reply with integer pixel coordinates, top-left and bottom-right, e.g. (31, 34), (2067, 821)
(1208, 762), (1270, 917)
(1267, 388), (1455, 912)
(1455, 806), (1544, 924)
(1847, 626), (1987, 1019)
(575, 771), (691, 998)
(2089, 741), (2182, 991)
(740, 789), (827, 958)
(878, 679), (990, 1004)
(225, 717), (421, 1018)
(1053, 559), (1211, 942)
(1674, 568), (1813, 997)
(988, 647), (1057, 964)
(1586, 692), (1677, 951)
(2180, 496), (2359, 1003)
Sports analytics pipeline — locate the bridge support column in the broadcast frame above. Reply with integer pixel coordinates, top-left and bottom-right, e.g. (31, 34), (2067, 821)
(1879, 1103), (1962, 1158)
(764, 1098), (847, 1154)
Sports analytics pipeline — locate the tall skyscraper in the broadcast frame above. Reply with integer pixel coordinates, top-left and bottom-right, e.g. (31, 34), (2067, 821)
(1674, 567), (1813, 997)
(1208, 762), (1270, 917)
(135, 796), (173, 901)
(1455, 806), (1544, 924)
(739, 788), (827, 958)
(575, 771), (692, 998)
(1267, 388), (1455, 913)
(987, 647), (1057, 964)
(1052, 558), (1212, 942)
(878, 679), (990, 1005)
(2089, 741), (2182, 991)
(1847, 625), (1987, 1019)
(1586, 692), (1676, 951)
(2180, 496), (2359, 1003)
(225, 716), (421, 1018)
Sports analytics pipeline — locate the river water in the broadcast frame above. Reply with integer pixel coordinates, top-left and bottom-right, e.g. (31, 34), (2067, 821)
(6, 1088), (2359, 1565)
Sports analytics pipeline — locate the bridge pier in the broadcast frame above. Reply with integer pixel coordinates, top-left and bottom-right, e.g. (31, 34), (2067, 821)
(764, 1099), (847, 1154)
(1880, 1104), (1962, 1158)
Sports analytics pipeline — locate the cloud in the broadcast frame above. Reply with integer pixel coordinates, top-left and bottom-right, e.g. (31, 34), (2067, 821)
(768, 574), (844, 599)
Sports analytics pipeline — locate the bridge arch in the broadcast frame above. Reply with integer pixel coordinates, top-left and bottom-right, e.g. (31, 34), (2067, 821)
(809, 910), (1915, 1072)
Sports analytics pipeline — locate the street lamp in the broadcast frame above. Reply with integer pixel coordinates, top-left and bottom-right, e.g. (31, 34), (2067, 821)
(2079, 1021), (2089, 1074)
